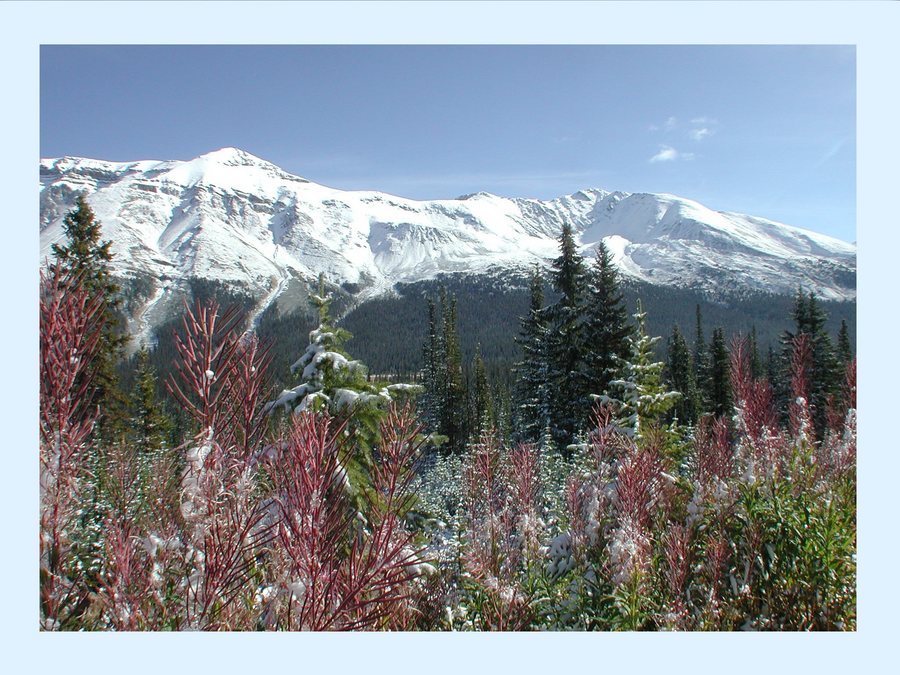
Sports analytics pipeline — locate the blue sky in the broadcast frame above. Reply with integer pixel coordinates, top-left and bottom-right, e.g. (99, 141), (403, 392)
(41, 44), (855, 242)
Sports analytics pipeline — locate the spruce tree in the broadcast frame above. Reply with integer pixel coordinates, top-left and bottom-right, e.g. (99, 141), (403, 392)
(269, 274), (421, 509)
(514, 266), (550, 444)
(440, 292), (467, 452)
(837, 319), (853, 366)
(693, 304), (710, 412)
(748, 325), (763, 380)
(51, 194), (128, 442)
(129, 345), (171, 454)
(706, 327), (732, 418)
(545, 223), (588, 448)
(421, 296), (444, 433)
(665, 324), (700, 425)
(780, 290), (841, 435)
(583, 241), (632, 410)
(470, 345), (493, 436)
(601, 301), (680, 439)
(493, 380), (513, 443)
(270, 274), (420, 452)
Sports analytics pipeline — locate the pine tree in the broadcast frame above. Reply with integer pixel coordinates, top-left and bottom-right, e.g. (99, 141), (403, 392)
(421, 296), (444, 432)
(129, 345), (171, 454)
(269, 274), (421, 450)
(780, 290), (841, 435)
(470, 345), (494, 436)
(748, 325), (763, 380)
(582, 241), (632, 411)
(545, 223), (588, 448)
(514, 266), (550, 444)
(493, 379), (513, 443)
(440, 291), (467, 453)
(601, 301), (680, 439)
(665, 324), (700, 425)
(766, 345), (780, 393)
(837, 319), (853, 366)
(693, 304), (710, 412)
(50, 194), (128, 442)
(706, 327), (732, 418)
(268, 275), (421, 512)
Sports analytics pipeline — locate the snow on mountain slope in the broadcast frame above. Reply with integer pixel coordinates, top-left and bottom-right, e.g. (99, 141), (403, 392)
(40, 147), (856, 340)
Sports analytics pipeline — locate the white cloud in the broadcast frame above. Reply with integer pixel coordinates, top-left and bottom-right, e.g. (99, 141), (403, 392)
(649, 145), (694, 163)
(650, 145), (678, 163)
(664, 116), (677, 131)
(690, 116), (717, 125)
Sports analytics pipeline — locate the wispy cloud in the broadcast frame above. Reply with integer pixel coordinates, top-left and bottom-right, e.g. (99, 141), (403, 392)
(688, 116), (718, 142)
(689, 127), (712, 141)
(649, 145), (694, 163)
(649, 116), (678, 133)
(813, 137), (851, 169)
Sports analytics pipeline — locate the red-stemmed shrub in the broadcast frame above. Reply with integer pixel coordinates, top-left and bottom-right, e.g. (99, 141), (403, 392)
(39, 267), (105, 630)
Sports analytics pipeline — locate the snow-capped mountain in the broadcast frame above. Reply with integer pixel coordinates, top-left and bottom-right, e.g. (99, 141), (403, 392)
(40, 147), (856, 338)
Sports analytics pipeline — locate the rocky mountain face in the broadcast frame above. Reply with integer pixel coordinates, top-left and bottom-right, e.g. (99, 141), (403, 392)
(40, 147), (856, 342)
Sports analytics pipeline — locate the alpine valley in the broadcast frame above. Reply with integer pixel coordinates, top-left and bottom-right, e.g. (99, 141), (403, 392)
(39, 147), (856, 377)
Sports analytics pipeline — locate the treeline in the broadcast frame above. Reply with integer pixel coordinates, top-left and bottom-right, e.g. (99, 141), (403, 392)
(60, 193), (855, 456)
(414, 222), (856, 454)
(337, 274), (854, 385)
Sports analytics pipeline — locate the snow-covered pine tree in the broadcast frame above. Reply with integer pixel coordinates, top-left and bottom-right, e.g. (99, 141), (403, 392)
(513, 266), (550, 444)
(582, 241), (632, 416)
(545, 223), (588, 450)
(598, 301), (680, 439)
(268, 274), (421, 449)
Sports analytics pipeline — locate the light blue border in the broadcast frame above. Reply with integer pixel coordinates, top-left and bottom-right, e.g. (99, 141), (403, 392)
(4, 1), (896, 672)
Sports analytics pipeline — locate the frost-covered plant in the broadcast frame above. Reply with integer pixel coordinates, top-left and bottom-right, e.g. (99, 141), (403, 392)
(458, 430), (545, 630)
(165, 299), (276, 629)
(91, 442), (157, 630)
(817, 358), (856, 483)
(262, 407), (432, 630)
(678, 334), (856, 631)
(660, 524), (692, 630)
(730, 336), (782, 476)
(39, 267), (106, 630)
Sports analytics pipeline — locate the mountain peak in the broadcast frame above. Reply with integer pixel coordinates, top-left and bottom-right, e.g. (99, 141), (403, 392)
(198, 147), (269, 166)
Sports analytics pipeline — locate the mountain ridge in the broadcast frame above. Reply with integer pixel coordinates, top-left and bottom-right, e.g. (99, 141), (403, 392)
(39, 147), (856, 344)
